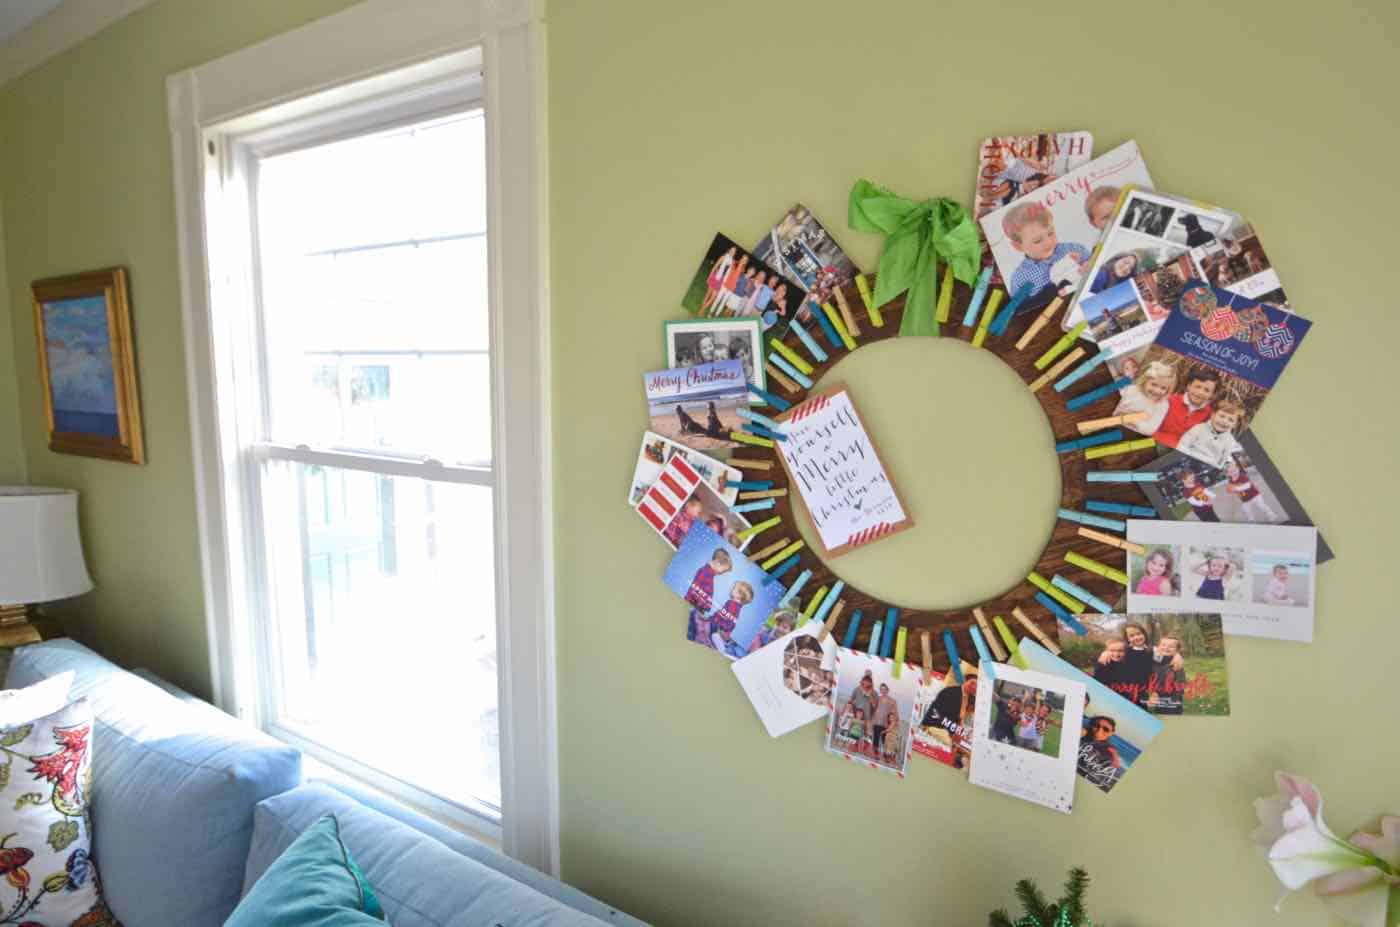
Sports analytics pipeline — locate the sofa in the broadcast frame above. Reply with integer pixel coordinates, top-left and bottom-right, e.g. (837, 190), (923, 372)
(4, 638), (646, 927)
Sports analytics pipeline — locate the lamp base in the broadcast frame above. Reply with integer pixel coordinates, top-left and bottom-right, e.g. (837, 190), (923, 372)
(0, 603), (32, 626)
(0, 604), (42, 647)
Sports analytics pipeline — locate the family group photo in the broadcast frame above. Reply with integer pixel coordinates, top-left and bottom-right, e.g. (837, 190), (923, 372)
(986, 679), (1066, 758)
(1113, 351), (1260, 469)
(1060, 614), (1231, 716)
(782, 630), (836, 706)
(664, 318), (763, 388)
(681, 233), (805, 329)
(827, 652), (919, 774)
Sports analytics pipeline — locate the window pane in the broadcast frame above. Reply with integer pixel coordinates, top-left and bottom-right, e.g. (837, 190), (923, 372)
(255, 112), (491, 464)
(262, 460), (500, 810)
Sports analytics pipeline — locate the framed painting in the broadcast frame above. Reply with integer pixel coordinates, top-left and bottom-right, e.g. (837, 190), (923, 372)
(30, 267), (145, 464)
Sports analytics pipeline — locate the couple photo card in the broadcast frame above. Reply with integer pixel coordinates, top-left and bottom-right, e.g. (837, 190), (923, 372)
(731, 617), (837, 738)
(1057, 613), (1231, 717)
(1125, 520), (1319, 642)
(825, 648), (921, 777)
(968, 664), (1086, 814)
(627, 430), (740, 509)
(681, 233), (809, 333)
(663, 521), (786, 660)
(644, 358), (750, 451)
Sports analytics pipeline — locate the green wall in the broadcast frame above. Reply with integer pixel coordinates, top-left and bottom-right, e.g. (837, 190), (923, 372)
(0, 208), (25, 483)
(0, 0), (360, 691)
(547, 1), (1398, 925)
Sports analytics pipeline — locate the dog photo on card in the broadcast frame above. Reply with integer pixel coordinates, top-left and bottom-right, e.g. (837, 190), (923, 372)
(969, 664), (1085, 813)
(644, 359), (750, 452)
(663, 521), (785, 660)
(731, 612), (837, 738)
(825, 648), (920, 777)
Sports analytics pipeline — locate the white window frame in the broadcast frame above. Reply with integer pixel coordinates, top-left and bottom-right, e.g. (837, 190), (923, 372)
(165, 0), (556, 872)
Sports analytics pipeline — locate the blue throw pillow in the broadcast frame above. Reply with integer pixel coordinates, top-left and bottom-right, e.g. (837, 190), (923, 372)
(225, 814), (385, 926)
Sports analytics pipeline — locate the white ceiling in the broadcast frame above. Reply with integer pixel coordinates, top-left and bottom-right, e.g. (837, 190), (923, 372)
(0, 0), (63, 46)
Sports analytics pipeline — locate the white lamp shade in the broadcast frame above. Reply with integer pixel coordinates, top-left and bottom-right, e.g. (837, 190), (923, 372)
(0, 487), (94, 605)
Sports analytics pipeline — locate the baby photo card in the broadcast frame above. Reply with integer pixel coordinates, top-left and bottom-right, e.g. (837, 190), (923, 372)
(1124, 520), (1319, 642)
(644, 359), (750, 451)
(731, 616), (837, 738)
(979, 140), (1153, 310)
(1056, 613), (1231, 717)
(775, 387), (913, 558)
(1133, 431), (1334, 563)
(968, 664), (1085, 814)
(627, 430), (740, 509)
(825, 648), (921, 777)
(635, 454), (751, 551)
(664, 521), (786, 660)
(1115, 282), (1311, 467)
(751, 204), (860, 335)
(1014, 640), (1164, 793)
(912, 661), (980, 774)
(681, 233), (808, 330)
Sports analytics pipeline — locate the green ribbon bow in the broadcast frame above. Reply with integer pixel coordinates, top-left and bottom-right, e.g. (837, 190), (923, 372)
(847, 179), (983, 337)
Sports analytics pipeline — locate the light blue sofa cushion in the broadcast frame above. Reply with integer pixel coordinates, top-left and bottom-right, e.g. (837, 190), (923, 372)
(5, 639), (303, 927)
(246, 784), (615, 927)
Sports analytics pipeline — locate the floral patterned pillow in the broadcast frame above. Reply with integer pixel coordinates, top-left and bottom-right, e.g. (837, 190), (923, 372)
(0, 697), (120, 926)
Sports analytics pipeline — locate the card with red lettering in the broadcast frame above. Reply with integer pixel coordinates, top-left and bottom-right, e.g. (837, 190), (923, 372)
(979, 140), (1153, 313)
(1014, 639), (1163, 794)
(1057, 613), (1231, 716)
(644, 359), (750, 451)
(974, 132), (1094, 283)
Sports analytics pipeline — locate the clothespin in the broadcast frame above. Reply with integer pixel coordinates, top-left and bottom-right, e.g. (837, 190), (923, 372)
(988, 282), (1033, 336)
(760, 539), (804, 570)
(764, 362), (801, 393)
(1083, 437), (1156, 460)
(1051, 574), (1114, 615)
(729, 456), (774, 470)
(1027, 347), (1086, 393)
(738, 489), (787, 501)
(767, 338), (814, 376)
(968, 625), (996, 681)
(735, 411), (784, 434)
(730, 431), (774, 449)
(746, 384), (792, 412)
(749, 536), (792, 562)
(788, 318), (828, 364)
(973, 607), (1006, 661)
(934, 265), (956, 324)
(1057, 507), (1127, 533)
(742, 423), (787, 443)
(768, 354), (814, 389)
(731, 479), (774, 491)
(1033, 320), (1087, 370)
(832, 287), (862, 338)
(941, 630), (964, 684)
(867, 620), (884, 656)
(992, 616), (1024, 668)
(1011, 606), (1061, 655)
(842, 609), (865, 649)
(802, 585), (829, 621)
(822, 303), (857, 351)
(1055, 351), (1111, 392)
(1075, 410), (1146, 433)
(1014, 297), (1064, 350)
(961, 266), (993, 328)
(1065, 551), (1129, 585)
(1086, 470), (1157, 483)
(764, 553), (799, 582)
(892, 626), (908, 679)
(810, 301), (843, 347)
(779, 569), (811, 606)
(854, 275), (884, 328)
(1066, 376), (1132, 412)
(736, 516), (780, 541)
(812, 581), (844, 624)
(817, 599), (845, 643)
(733, 499), (775, 514)
(1034, 591), (1088, 635)
(882, 607), (899, 658)
(920, 630), (933, 686)
(1055, 429), (1124, 454)
(1027, 571), (1087, 614)
(1077, 526), (1146, 555)
(1085, 500), (1157, 518)
(972, 290), (1002, 348)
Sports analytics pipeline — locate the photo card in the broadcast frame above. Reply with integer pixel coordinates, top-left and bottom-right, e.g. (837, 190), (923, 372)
(680, 233), (808, 330)
(1125, 520), (1318, 642)
(731, 614), (837, 738)
(663, 521), (786, 660)
(775, 386), (913, 558)
(979, 140), (1153, 311)
(664, 318), (765, 397)
(1057, 613), (1231, 716)
(627, 430), (740, 509)
(635, 455), (751, 551)
(1014, 639), (1164, 793)
(968, 664), (1085, 814)
(912, 661), (980, 773)
(824, 648), (921, 777)
(751, 204), (859, 334)
(1116, 282), (1311, 465)
(644, 359), (750, 451)
(1133, 431), (1333, 562)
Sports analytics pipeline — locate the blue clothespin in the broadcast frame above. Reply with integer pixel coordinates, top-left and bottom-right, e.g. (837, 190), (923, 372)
(768, 354), (813, 389)
(988, 282), (1033, 336)
(882, 608), (899, 658)
(789, 318), (829, 364)
(732, 499), (775, 514)
(1057, 507), (1127, 533)
(731, 479), (773, 491)
(1050, 574), (1114, 615)
(779, 569), (811, 606)
(810, 303), (842, 348)
(765, 554), (799, 583)
(746, 384), (792, 412)
(1054, 351), (1110, 392)
(743, 423), (787, 443)
(842, 610), (864, 649)
(969, 626), (996, 681)
(867, 620), (884, 655)
(1055, 429), (1124, 454)
(961, 266), (993, 328)
(736, 409), (784, 432)
(1066, 376), (1132, 412)
(1087, 470), (1157, 483)
(941, 631), (964, 684)
(1035, 592), (1087, 635)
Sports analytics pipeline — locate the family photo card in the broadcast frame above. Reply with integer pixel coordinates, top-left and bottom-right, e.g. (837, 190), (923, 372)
(644, 359), (750, 451)
(681, 233), (808, 330)
(1057, 614), (1230, 717)
(1125, 520), (1319, 642)
(628, 430), (740, 509)
(1113, 282), (1312, 467)
(912, 661), (979, 774)
(663, 522), (786, 660)
(825, 648), (921, 777)
(1134, 431), (1334, 563)
(968, 664), (1085, 814)
(751, 204), (860, 335)
(664, 318), (765, 397)
(980, 140), (1153, 311)
(731, 618), (837, 738)
(775, 387), (913, 557)
(1015, 640), (1164, 793)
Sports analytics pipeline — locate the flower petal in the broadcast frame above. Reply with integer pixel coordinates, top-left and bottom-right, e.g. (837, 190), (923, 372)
(1315, 866), (1386, 896)
(1319, 880), (1392, 927)
(1268, 820), (1374, 890)
(1254, 795), (1292, 847)
(1349, 817), (1400, 870)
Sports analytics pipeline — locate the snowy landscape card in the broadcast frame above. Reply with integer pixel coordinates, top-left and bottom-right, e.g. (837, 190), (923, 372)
(731, 620), (837, 738)
(968, 663), (1085, 814)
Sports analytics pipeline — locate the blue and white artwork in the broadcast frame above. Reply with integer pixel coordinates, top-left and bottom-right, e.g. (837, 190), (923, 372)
(42, 295), (120, 437)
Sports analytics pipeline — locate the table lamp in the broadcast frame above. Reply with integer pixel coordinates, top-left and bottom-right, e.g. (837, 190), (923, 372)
(0, 487), (93, 642)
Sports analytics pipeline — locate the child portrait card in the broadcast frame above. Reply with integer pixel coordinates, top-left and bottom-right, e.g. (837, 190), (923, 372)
(681, 232), (808, 332)
(774, 386), (913, 558)
(1014, 640), (1164, 793)
(1055, 613), (1231, 717)
(968, 663), (1085, 814)
(824, 648), (922, 777)
(979, 140), (1153, 311)
(644, 359), (750, 451)
(1125, 520), (1319, 642)
(751, 204), (860, 335)
(636, 455), (751, 551)
(663, 521), (786, 660)
(731, 617), (837, 738)
(627, 430), (739, 509)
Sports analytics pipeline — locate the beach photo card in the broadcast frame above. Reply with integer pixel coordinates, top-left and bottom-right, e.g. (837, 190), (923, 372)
(627, 430), (740, 509)
(968, 664), (1085, 814)
(731, 616), (837, 738)
(664, 318), (765, 396)
(912, 662), (980, 774)
(825, 648), (921, 777)
(680, 233), (808, 330)
(663, 521), (785, 660)
(1057, 613), (1231, 717)
(751, 204), (860, 334)
(1015, 639), (1164, 793)
(1125, 520), (1318, 642)
(636, 455), (751, 551)
(775, 387), (913, 557)
(1115, 282), (1312, 464)
(1134, 431), (1334, 562)
(644, 359), (750, 451)
(979, 140), (1153, 311)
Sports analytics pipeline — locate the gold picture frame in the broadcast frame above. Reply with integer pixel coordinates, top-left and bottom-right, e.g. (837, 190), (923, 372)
(31, 267), (145, 464)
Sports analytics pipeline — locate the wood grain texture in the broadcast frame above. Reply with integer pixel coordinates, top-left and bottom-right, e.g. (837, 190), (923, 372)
(756, 275), (1159, 672)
